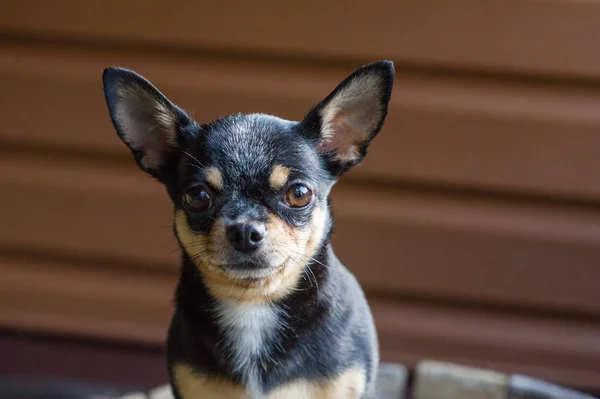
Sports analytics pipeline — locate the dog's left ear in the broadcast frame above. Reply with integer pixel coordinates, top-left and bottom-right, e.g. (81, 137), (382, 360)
(300, 61), (394, 176)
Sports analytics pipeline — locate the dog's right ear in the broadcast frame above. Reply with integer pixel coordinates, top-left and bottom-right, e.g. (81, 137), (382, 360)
(102, 67), (195, 179)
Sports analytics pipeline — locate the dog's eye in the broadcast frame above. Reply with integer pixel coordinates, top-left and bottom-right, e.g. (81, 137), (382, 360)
(283, 184), (313, 208)
(183, 186), (212, 212)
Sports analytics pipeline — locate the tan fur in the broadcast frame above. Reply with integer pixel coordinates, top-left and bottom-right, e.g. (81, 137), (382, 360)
(174, 207), (327, 304)
(204, 167), (224, 191)
(269, 165), (291, 191)
(173, 363), (246, 399)
(173, 363), (366, 399)
(268, 366), (366, 399)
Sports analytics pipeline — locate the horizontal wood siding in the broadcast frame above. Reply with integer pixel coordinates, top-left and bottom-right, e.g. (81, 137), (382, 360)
(0, 0), (599, 393)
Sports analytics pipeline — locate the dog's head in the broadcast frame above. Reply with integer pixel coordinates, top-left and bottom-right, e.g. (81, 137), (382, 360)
(103, 62), (394, 301)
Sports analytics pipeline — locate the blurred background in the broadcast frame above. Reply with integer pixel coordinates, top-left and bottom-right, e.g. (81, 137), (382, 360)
(0, 1), (599, 397)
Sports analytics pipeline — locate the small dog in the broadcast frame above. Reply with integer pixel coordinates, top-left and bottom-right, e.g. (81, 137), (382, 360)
(102, 61), (394, 399)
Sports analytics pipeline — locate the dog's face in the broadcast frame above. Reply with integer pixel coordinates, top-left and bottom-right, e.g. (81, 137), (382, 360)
(103, 62), (394, 300)
(173, 114), (334, 287)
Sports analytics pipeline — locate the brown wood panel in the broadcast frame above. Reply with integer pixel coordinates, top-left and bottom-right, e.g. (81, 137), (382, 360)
(0, 155), (175, 267)
(374, 300), (600, 392)
(2, 153), (599, 315)
(0, 334), (167, 390)
(2, 44), (600, 200)
(1, 258), (598, 391)
(0, 258), (172, 344)
(2, 2), (599, 393)
(332, 184), (600, 317)
(3, 1), (600, 79)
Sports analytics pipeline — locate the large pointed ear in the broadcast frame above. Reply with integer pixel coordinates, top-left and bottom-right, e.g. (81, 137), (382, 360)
(300, 61), (394, 176)
(102, 67), (195, 179)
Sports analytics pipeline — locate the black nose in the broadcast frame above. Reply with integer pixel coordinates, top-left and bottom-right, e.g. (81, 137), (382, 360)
(226, 222), (267, 253)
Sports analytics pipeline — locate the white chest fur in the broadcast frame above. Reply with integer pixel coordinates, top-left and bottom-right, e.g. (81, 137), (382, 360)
(214, 300), (282, 380)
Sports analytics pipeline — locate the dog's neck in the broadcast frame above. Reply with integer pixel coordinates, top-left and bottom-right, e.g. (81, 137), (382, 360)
(173, 243), (334, 385)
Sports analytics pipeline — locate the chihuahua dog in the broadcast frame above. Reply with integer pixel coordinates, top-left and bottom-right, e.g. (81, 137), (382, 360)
(102, 61), (394, 399)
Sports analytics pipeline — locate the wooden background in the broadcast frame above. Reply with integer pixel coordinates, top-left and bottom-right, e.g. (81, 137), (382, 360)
(1, 0), (599, 394)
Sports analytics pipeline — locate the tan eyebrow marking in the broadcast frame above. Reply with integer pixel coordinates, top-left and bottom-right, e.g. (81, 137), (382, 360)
(269, 164), (291, 191)
(204, 167), (223, 191)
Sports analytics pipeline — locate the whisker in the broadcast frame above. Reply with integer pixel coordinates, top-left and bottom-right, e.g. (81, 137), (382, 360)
(229, 275), (241, 296)
(180, 150), (205, 168)
(190, 248), (212, 258)
(272, 243), (331, 270)
(171, 240), (212, 255)
(236, 285), (250, 307)
(285, 255), (320, 300)
(181, 240), (212, 248)
(305, 264), (319, 294)
(190, 250), (214, 264)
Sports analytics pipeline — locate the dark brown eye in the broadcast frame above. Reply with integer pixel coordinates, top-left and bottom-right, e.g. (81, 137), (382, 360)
(283, 184), (313, 208)
(183, 186), (212, 212)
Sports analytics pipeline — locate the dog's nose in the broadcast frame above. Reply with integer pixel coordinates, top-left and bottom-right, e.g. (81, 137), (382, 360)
(226, 222), (267, 253)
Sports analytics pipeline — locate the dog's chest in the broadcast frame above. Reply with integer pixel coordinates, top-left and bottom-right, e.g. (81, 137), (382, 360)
(214, 300), (282, 376)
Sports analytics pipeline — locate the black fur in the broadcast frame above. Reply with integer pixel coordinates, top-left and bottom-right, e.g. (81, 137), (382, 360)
(168, 246), (377, 394)
(102, 61), (395, 398)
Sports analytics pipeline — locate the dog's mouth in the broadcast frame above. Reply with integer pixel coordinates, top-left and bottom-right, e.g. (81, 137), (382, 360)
(217, 260), (289, 283)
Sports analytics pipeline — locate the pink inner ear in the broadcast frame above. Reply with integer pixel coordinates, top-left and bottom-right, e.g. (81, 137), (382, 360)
(317, 112), (368, 162)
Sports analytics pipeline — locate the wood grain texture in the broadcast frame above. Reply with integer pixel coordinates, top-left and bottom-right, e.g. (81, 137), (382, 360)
(1, 44), (600, 200)
(376, 302), (600, 392)
(413, 361), (509, 399)
(509, 375), (599, 399)
(0, 333), (167, 389)
(1, 257), (599, 391)
(1, 0), (600, 393)
(3, 1), (600, 79)
(0, 257), (172, 344)
(1, 153), (599, 315)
